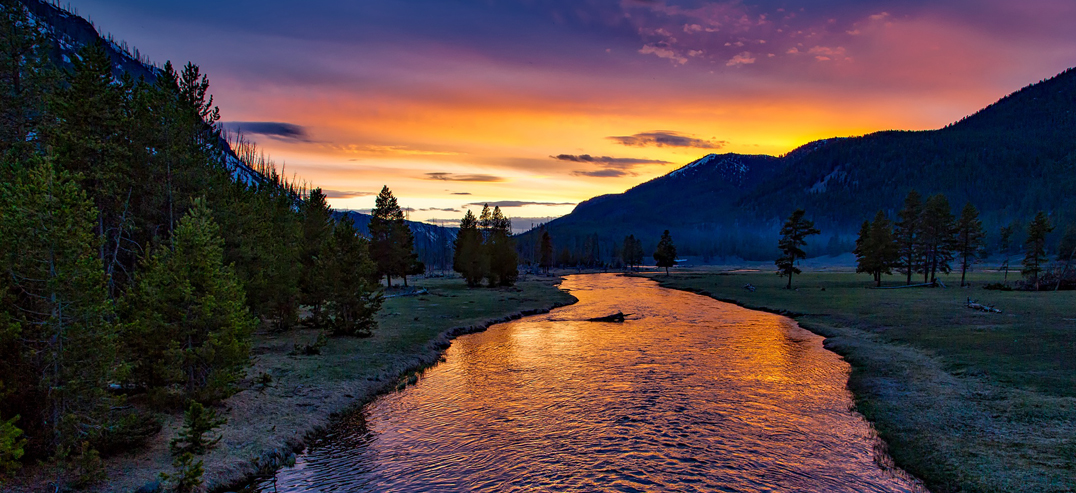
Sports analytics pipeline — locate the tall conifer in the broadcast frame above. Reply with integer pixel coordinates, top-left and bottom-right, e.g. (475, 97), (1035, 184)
(775, 209), (820, 289)
(1022, 212), (1053, 290)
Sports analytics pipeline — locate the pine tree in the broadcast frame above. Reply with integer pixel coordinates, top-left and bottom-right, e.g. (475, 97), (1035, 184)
(369, 186), (419, 287)
(1022, 212), (1053, 291)
(895, 190), (924, 285)
(653, 230), (677, 276)
(955, 203), (986, 287)
(453, 210), (486, 287)
(0, 161), (118, 456)
(920, 194), (956, 284)
(324, 216), (383, 336)
(123, 198), (255, 403)
(486, 206), (518, 286)
(0, 0), (57, 163)
(854, 211), (898, 286)
(299, 188), (333, 326)
(0, 413), (25, 477)
(539, 230), (553, 274)
(775, 209), (821, 289)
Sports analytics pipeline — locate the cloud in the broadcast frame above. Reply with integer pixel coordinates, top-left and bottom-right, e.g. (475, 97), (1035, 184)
(321, 189), (375, 199)
(607, 131), (726, 149)
(425, 172), (506, 182)
(463, 201), (575, 208)
(329, 144), (461, 156)
(551, 154), (670, 168)
(420, 207), (461, 212)
(221, 121), (310, 142)
(451, 192), (472, 195)
(572, 169), (632, 178)
(726, 51), (756, 66)
(638, 44), (687, 64)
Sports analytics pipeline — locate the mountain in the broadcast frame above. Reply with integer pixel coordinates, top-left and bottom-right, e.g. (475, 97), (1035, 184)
(526, 67), (1076, 262)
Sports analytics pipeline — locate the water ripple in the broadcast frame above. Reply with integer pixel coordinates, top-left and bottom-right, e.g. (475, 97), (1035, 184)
(254, 274), (926, 493)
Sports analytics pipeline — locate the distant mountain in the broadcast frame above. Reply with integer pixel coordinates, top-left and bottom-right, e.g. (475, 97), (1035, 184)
(524, 67), (1076, 262)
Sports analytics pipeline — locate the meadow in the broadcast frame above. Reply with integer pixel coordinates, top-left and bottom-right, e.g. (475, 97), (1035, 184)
(648, 269), (1076, 492)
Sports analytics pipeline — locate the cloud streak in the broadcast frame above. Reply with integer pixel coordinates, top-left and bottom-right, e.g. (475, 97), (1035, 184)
(222, 121), (310, 142)
(426, 172), (505, 182)
(551, 154), (670, 168)
(608, 131), (726, 149)
(464, 201), (575, 208)
(321, 189), (375, 199)
(572, 169), (632, 178)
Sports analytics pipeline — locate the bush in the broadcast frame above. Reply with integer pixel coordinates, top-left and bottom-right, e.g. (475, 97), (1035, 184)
(0, 414), (26, 478)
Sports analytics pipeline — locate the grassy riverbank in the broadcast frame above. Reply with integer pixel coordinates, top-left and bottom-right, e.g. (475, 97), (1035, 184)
(647, 270), (1076, 493)
(47, 276), (574, 493)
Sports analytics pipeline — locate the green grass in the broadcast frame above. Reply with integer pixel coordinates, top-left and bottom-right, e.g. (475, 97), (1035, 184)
(78, 276), (576, 493)
(647, 269), (1076, 493)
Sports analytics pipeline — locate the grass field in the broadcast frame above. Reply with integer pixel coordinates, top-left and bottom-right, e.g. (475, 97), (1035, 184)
(648, 269), (1076, 493)
(74, 275), (575, 493)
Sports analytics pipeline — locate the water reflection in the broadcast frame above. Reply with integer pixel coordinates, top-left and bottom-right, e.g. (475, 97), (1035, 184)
(255, 274), (924, 492)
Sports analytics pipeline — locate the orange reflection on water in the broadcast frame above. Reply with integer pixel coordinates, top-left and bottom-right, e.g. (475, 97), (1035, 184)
(259, 274), (925, 492)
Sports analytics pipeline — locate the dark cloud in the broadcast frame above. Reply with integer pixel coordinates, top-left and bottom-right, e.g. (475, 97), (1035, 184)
(464, 201), (575, 208)
(451, 192), (472, 195)
(222, 121), (310, 142)
(321, 189), (375, 199)
(572, 169), (632, 178)
(551, 154), (670, 169)
(426, 172), (505, 182)
(608, 131), (725, 149)
(420, 207), (461, 212)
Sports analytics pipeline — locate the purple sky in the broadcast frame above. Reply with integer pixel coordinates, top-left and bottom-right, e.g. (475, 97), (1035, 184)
(68, 0), (1076, 222)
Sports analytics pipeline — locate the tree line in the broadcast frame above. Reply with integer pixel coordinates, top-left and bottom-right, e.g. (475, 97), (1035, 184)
(0, 3), (388, 485)
(453, 205), (518, 286)
(854, 189), (1075, 289)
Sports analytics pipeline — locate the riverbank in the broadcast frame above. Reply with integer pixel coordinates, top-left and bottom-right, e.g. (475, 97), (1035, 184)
(646, 270), (1076, 493)
(54, 276), (575, 493)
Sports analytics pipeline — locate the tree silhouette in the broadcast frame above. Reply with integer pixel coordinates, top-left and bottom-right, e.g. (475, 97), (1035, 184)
(776, 209), (821, 289)
(955, 202), (986, 287)
(854, 210), (898, 286)
(539, 230), (553, 274)
(894, 190), (924, 285)
(1022, 212), (1053, 290)
(653, 230), (677, 276)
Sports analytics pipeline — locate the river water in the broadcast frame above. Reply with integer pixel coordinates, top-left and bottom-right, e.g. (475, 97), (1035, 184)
(254, 274), (924, 492)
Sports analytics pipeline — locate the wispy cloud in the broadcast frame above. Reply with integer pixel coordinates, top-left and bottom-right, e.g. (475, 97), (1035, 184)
(572, 169), (632, 178)
(222, 121), (310, 142)
(420, 207), (461, 212)
(426, 172), (505, 182)
(464, 201), (575, 208)
(608, 131), (726, 149)
(330, 144), (461, 156)
(450, 192), (472, 195)
(321, 189), (376, 199)
(551, 154), (670, 168)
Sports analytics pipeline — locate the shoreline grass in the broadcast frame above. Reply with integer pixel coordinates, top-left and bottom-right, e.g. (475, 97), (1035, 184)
(646, 269), (1076, 492)
(9, 275), (575, 493)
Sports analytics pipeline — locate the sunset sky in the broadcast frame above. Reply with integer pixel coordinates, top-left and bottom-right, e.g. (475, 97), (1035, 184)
(69, 0), (1076, 225)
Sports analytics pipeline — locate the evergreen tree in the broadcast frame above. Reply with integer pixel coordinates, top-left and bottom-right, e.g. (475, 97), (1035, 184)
(0, 0), (57, 163)
(453, 210), (485, 287)
(123, 199), (255, 403)
(299, 188), (333, 326)
(955, 203), (986, 287)
(486, 206), (518, 286)
(0, 161), (118, 457)
(775, 209), (821, 289)
(621, 234), (644, 271)
(324, 216), (383, 336)
(920, 194), (956, 284)
(854, 211), (898, 286)
(894, 190), (925, 285)
(369, 186), (419, 287)
(539, 230), (553, 274)
(0, 413), (25, 477)
(1022, 212), (1053, 290)
(653, 230), (677, 276)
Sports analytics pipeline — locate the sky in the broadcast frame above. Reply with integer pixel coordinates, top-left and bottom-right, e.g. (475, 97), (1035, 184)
(67, 0), (1076, 225)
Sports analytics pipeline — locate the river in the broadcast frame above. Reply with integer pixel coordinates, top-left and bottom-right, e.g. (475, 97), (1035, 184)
(253, 274), (924, 492)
